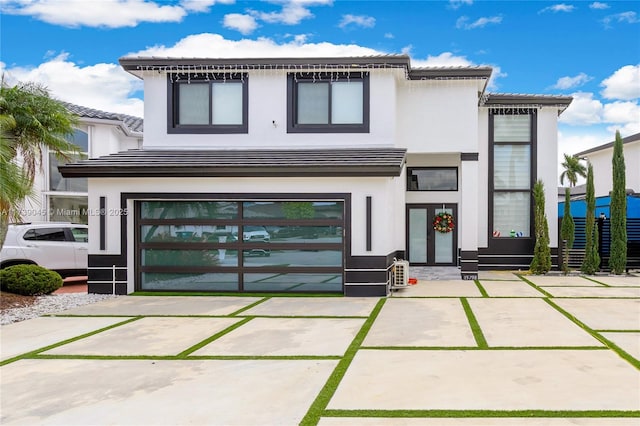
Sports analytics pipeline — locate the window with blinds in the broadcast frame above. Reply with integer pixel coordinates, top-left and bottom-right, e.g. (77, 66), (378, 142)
(491, 113), (533, 238)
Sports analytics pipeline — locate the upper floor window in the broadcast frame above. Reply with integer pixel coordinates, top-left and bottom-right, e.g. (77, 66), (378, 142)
(168, 73), (248, 134)
(287, 72), (369, 133)
(49, 128), (89, 193)
(407, 168), (458, 191)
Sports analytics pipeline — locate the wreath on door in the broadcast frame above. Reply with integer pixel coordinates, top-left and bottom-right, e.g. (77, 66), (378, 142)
(433, 212), (455, 233)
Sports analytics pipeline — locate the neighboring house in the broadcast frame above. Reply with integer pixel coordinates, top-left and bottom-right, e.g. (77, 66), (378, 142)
(60, 55), (571, 296)
(574, 132), (640, 198)
(21, 103), (143, 224)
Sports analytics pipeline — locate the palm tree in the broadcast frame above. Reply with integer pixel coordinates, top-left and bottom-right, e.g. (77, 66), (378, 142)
(0, 80), (79, 248)
(560, 153), (587, 187)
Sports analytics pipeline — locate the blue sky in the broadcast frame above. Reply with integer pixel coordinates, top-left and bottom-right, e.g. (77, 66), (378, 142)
(1, 0), (639, 181)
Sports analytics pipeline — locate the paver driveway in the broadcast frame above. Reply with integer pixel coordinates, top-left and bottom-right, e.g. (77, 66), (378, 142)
(1, 273), (639, 425)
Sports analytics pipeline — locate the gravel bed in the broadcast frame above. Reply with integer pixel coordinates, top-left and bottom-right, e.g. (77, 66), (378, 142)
(1, 293), (117, 325)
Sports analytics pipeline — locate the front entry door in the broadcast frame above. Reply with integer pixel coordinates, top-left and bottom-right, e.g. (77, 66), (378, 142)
(407, 204), (457, 266)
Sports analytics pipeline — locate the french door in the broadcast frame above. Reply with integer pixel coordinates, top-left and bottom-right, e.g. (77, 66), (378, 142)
(406, 204), (457, 266)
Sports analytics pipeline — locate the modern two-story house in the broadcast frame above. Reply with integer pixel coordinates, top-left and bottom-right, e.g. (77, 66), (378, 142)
(60, 55), (572, 296)
(21, 103), (143, 224)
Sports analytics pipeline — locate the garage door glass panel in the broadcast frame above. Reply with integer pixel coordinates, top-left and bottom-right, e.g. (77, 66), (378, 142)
(264, 226), (342, 243)
(141, 273), (238, 291)
(140, 201), (238, 219)
(243, 250), (342, 267)
(142, 250), (238, 267)
(243, 273), (342, 292)
(243, 201), (343, 219)
(140, 226), (236, 243)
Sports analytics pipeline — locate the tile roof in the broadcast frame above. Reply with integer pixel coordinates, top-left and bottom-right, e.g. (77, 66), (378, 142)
(62, 102), (144, 134)
(59, 148), (407, 178)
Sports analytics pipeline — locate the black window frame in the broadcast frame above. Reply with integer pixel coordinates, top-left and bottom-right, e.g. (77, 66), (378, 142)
(287, 72), (370, 133)
(407, 167), (459, 191)
(167, 73), (249, 134)
(488, 110), (537, 242)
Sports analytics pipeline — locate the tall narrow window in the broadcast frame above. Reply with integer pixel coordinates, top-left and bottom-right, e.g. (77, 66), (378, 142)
(287, 73), (369, 133)
(169, 74), (248, 134)
(491, 113), (534, 238)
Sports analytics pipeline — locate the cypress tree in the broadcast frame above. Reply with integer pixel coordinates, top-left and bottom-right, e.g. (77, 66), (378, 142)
(581, 163), (600, 274)
(530, 180), (551, 274)
(560, 188), (574, 273)
(609, 130), (627, 274)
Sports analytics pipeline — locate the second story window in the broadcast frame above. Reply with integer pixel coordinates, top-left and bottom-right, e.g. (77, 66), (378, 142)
(287, 72), (369, 133)
(168, 73), (248, 134)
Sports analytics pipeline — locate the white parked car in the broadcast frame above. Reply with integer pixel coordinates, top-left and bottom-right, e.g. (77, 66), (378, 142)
(0, 222), (88, 277)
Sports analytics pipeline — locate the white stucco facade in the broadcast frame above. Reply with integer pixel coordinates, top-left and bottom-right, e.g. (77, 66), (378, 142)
(59, 55), (571, 295)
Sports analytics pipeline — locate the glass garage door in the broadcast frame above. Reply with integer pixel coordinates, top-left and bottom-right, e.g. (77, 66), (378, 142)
(137, 199), (344, 293)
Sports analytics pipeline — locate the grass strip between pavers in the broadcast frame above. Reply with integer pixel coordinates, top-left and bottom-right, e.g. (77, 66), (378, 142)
(0, 317), (142, 366)
(177, 317), (253, 357)
(131, 291), (342, 297)
(322, 409), (640, 418)
(474, 280), (489, 297)
(543, 298), (640, 370)
(228, 297), (270, 316)
(581, 276), (611, 287)
(299, 297), (386, 426)
(358, 346), (608, 351)
(31, 354), (341, 361)
(460, 298), (488, 349)
(516, 275), (554, 297)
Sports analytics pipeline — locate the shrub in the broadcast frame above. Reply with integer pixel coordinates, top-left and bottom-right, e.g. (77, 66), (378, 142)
(0, 264), (63, 295)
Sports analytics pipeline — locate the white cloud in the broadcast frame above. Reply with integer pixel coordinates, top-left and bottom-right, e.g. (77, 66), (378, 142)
(338, 14), (375, 29)
(552, 72), (592, 90)
(0, 0), (191, 28)
(603, 101), (640, 134)
(223, 13), (258, 35)
(603, 11), (639, 27)
(180, 0), (219, 13)
(589, 2), (609, 10)
(539, 4), (575, 13)
(449, 0), (473, 10)
(456, 15), (502, 30)
(250, 0), (331, 26)
(601, 64), (640, 100)
(384, 32), (394, 39)
(0, 53), (143, 117)
(559, 92), (604, 125)
(127, 32), (380, 58)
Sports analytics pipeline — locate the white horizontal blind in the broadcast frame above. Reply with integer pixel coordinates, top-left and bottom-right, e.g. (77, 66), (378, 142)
(494, 115), (530, 142)
(331, 81), (363, 124)
(179, 83), (209, 125)
(494, 145), (531, 189)
(212, 82), (243, 125)
(493, 192), (530, 237)
(297, 82), (329, 124)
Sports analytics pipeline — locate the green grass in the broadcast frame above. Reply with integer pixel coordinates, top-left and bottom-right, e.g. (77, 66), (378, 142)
(544, 298), (640, 370)
(474, 279), (489, 297)
(131, 291), (342, 297)
(322, 409), (640, 418)
(0, 317), (141, 366)
(299, 298), (386, 426)
(516, 275), (554, 297)
(460, 298), (488, 348)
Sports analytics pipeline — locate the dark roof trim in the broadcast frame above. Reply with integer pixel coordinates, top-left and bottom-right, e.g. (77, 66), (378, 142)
(483, 93), (573, 107)
(575, 132), (640, 157)
(409, 67), (492, 80)
(119, 55), (492, 82)
(59, 148), (407, 178)
(120, 55), (411, 71)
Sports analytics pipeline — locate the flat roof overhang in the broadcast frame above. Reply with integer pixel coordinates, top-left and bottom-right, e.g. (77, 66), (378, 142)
(59, 148), (407, 178)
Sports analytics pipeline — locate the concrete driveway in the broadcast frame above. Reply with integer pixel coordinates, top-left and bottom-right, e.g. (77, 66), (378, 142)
(1, 273), (639, 425)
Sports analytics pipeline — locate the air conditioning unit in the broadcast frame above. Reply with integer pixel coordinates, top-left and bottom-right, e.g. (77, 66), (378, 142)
(392, 259), (410, 288)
